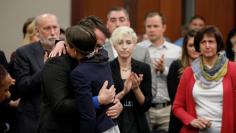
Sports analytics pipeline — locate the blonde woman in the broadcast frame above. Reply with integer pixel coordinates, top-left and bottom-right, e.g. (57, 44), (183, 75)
(110, 26), (152, 133)
(22, 19), (39, 45)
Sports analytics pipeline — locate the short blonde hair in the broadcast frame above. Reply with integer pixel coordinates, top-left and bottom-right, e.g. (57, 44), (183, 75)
(111, 26), (137, 45)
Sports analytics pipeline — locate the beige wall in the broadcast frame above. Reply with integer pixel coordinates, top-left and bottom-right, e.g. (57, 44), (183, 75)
(0, 0), (71, 61)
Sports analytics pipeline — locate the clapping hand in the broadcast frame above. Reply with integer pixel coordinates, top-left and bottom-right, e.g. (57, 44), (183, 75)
(131, 72), (143, 90)
(153, 54), (165, 73)
(123, 74), (133, 94)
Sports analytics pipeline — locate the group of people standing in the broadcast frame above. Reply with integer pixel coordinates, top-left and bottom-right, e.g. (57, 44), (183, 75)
(0, 6), (236, 133)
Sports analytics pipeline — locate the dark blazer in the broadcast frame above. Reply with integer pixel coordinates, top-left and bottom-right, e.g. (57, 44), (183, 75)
(12, 42), (44, 133)
(37, 55), (80, 133)
(110, 58), (152, 133)
(167, 59), (183, 133)
(70, 53), (116, 133)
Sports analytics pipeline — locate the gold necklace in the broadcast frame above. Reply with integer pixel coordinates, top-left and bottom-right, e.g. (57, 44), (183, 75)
(121, 67), (131, 72)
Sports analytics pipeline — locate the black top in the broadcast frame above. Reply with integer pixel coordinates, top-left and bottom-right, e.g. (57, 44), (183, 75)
(38, 54), (79, 133)
(167, 59), (183, 133)
(12, 42), (44, 133)
(167, 60), (182, 104)
(110, 58), (152, 133)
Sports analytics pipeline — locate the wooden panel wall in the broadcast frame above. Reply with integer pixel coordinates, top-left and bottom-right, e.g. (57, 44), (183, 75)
(71, 0), (124, 25)
(71, 0), (183, 41)
(135, 0), (161, 35)
(195, 0), (236, 41)
(159, 0), (183, 41)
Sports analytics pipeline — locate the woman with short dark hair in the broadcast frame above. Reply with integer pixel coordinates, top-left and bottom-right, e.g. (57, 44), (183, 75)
(173, 25), (236, 133)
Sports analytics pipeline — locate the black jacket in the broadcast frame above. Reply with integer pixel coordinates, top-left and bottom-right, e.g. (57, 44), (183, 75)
(12, 42), (44, 133)
(167, 59), (183, 133)
(110, 58), (152, 133)
(38, 55), (79, 133)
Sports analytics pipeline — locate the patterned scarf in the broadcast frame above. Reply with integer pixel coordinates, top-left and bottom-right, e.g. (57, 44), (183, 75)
(191, 53), (228, 89)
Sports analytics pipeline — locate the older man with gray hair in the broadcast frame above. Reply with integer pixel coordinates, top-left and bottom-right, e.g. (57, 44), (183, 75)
(12, 13), (60, 133)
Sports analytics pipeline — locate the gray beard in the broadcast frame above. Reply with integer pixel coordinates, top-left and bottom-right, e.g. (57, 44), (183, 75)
(40, 38), (56, 46)
(40, 38), (57, 51)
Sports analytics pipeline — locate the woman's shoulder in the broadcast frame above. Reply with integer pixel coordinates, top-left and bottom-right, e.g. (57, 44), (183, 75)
(109, 58), (118, 66)
(132, 58), (150, 67)
(131, 59), (151, 74)
(227, 61), (236, 76)
(47, 55), (76, 67)
(170, 59), (181, 67)
(228, 60), (236, 67)
(182, 66), (194, 77)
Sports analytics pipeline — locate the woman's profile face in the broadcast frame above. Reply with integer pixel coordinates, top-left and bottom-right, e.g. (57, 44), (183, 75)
(186, 37), (200, 60)
(114, 35), (136, 59)
(230, 35), (236, 53)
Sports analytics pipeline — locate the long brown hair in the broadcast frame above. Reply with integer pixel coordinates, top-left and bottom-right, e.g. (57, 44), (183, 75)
(179, 29), (197, 75)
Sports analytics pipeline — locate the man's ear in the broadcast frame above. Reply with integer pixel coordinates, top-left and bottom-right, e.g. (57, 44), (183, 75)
(35, 27), (40, 37)
(127, 20), (130, 27)
(163, 24), (167, 32)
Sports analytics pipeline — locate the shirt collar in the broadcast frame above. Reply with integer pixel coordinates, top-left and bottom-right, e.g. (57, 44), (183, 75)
(150, 40), (168, 49)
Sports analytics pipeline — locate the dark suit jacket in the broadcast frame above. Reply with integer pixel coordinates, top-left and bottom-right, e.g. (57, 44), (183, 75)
(37, 55), (79, 133)
(70, 53), (116, 133)
(12, 42), (44, 133)
(110, 58), (152, 133)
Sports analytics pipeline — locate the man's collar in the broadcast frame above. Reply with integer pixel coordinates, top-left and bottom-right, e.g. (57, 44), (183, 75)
(150, 40), (168, 49)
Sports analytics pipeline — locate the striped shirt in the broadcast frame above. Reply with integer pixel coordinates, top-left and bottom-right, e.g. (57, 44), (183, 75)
(138, 40), (181, 103)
